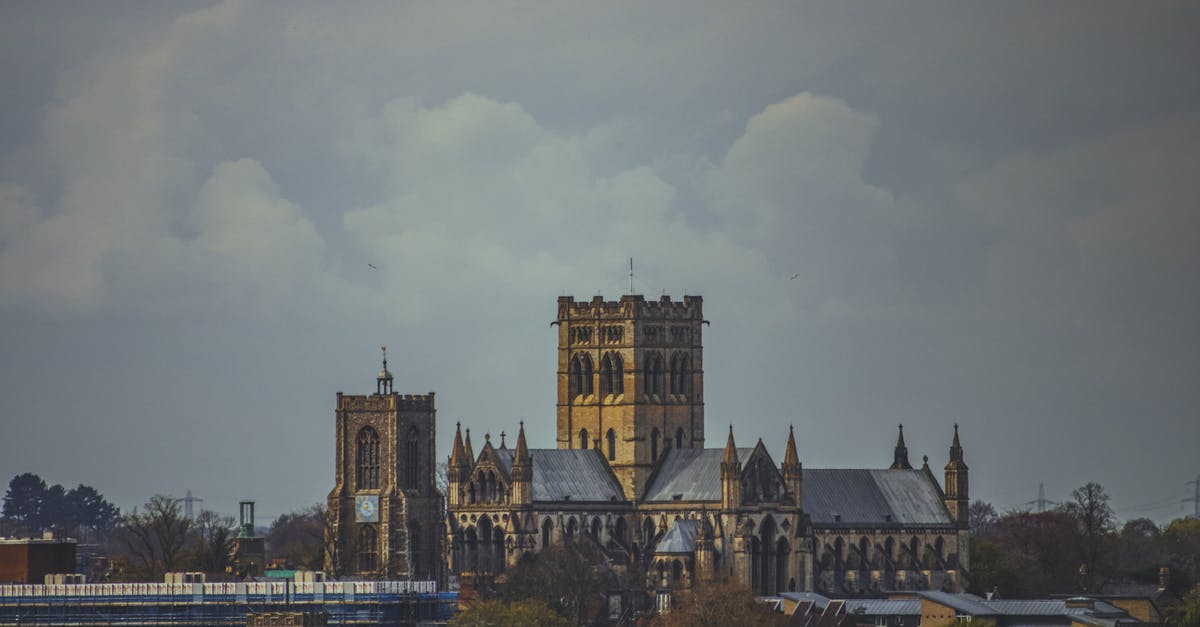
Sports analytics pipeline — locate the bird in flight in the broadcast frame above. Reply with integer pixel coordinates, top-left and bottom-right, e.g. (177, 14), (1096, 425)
(368, 263), (378, 270)
(789, 273), (800, 280)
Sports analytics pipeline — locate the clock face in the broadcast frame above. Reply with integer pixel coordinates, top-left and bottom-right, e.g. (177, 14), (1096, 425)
(355, 495), (379, 522)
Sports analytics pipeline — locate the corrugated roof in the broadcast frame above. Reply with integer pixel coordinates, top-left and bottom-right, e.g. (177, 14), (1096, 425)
(918, 591), (997, 615)
(642, 448), (753, 502)
(845, 599), (922, 616)
(655, 519), (701, 554)
(527, 449), (626, 502)
(804, 469), (953, 526)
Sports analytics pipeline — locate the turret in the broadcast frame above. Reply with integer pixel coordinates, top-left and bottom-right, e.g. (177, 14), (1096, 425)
(720, 425), (742, 510)
(782, 425), (803, 508)
(890, 424), (912, 470)
(376, 346), (394, 394)
(943, 424), (969, 528)
(447, 422), (469, 507)
(511, 421), (533, 506)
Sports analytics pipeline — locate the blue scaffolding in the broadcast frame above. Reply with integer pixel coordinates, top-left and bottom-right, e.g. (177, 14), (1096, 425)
(0, 580), (457, 626)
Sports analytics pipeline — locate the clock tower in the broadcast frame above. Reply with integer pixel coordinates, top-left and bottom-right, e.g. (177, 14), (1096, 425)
(326, 348), (443, 581)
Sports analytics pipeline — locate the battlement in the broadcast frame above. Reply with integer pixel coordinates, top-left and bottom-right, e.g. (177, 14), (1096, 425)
(557, 294), (703, 321)
(336, 392), (435, 413)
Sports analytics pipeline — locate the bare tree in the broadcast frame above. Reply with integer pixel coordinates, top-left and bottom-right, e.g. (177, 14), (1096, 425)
(1063, 482), (1116, 591)
(192, 510), (236, 573)
(117, 495), (192, 579)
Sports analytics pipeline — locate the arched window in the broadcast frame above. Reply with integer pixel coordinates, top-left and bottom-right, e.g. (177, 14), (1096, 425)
(606, 428), (617, 460)
(406, 426), (420, 490)
(669, 353), (690, 395)
(614, 517), (627, 546)
(590, 517), (601, 541)
(566, 517), (578, 539)
(671, 560), (683, 582)
(467, 482), (476, 504)
(356, 427), (380, 490)
(611, 353), (624, 395)
(358, 525), (377, 572)
(645, 353), (664, 396)
(650, 428), (660, 461)
(675, 427), (684, 450)
(600, 354), (614, 396)
(542, 518), (554, 549)
(569, 355), (582, 396)
(579, 429), (590, 450)
(580, 354), (593, 395)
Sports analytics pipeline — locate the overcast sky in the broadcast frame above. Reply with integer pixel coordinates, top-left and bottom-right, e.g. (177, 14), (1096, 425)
(1, 1), (1197, 525)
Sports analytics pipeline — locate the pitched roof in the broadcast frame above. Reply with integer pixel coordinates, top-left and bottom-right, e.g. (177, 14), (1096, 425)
(643, 447), (754, 502)
(803, 469), (953, 526)
(524, 449), (626, 502)
(655, 519), (701, 554)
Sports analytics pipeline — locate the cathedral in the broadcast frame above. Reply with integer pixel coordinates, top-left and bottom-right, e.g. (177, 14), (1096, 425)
(444, 294), (971, 598)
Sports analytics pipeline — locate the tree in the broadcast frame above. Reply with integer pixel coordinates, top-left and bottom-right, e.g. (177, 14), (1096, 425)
(500, 539), (617, 624)
(967, 536), (1024, 598)
(1116, 518), (1165, 583)
(266, 504), (326, 569)
(1168, 588), (1200, 627)
(450, 599), (571, 627)
(969, 500), (998, 537)
(2, 473), (48, 533)
(990, 510), (1079, 596)
(649, 579), (785, 627)
(64, 485), (120, 537)
(1063, 482), (1116, 591)
(192, 510), (236, 573)
(116, 495), (192, 579)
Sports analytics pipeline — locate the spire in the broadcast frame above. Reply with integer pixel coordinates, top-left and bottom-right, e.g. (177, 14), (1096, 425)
(947, 423), (966, 465)
(890, 423), (912, 469)
(449, 422), (468, 469)
(464, 428), (475, 462)
(723, 424), (739, 465)
(783, 425), (800, 468)
(500, 430), (507, 449)
(514, 421), (531, 465)
(376, 345), (394, 394)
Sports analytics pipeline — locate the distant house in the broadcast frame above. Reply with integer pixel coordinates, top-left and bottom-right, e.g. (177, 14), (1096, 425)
(0, 536), (76, 584)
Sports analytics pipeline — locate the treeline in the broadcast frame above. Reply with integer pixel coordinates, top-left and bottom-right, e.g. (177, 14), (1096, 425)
(2, 473), (327, 581)
(969, 482), (1200, 600)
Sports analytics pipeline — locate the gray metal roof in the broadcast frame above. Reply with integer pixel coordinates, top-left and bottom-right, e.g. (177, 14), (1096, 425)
(655, 519), (701, 554)
(527, 449), (627, 502)
(642, 448), (753, 502)
(804, 469), (953, 526)
(844, 599), (922, 616)
(780, 592), (833, 610)
(917, 591), (998, 615)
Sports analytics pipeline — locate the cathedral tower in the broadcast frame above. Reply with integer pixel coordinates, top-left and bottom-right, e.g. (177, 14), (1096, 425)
(555, 294), (706, 500)
(326, 349), (443, 581)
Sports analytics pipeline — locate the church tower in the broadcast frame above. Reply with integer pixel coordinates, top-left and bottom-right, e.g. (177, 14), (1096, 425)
(326, 348), (443, 582)
(943, 424), (969, 528)
(555, 294), (706, 500)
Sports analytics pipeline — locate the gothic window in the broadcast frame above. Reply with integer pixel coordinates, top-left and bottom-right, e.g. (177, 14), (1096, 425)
(669, 353), (690, 396)
(614, 517), (627, 545)
(405, 426), (419, 490)
(569, 355), (582, 396)
(600, 354), (614, 396)
(566, 517), (578, 539)
(600, 353), (623, 395)
(358, 525), (377, 572)
(644, 353), (664, 396)
(650, 428), (660, 461)
(542, 518), (554, 549)
(356, 427), (380, 491)
(579, 429), (590, 450)
(606, 428), (616, 460)
(675, 427), (684, 450)
(590, 517), (601, 541)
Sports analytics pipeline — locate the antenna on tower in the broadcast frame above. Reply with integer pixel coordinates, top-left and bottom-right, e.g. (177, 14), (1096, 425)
(629, 257), (634, 295)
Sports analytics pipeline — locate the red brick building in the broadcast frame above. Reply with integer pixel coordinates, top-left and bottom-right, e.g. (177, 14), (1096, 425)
(0, 537), (76, 584)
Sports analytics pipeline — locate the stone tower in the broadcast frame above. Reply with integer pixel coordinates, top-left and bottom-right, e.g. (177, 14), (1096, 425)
(326, 348), (443, 581)
(943, 424), (969, 528)
(555, 294), (705, 499)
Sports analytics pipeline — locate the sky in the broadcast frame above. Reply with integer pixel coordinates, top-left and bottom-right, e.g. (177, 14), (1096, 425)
(0, 1), (1197, 525)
